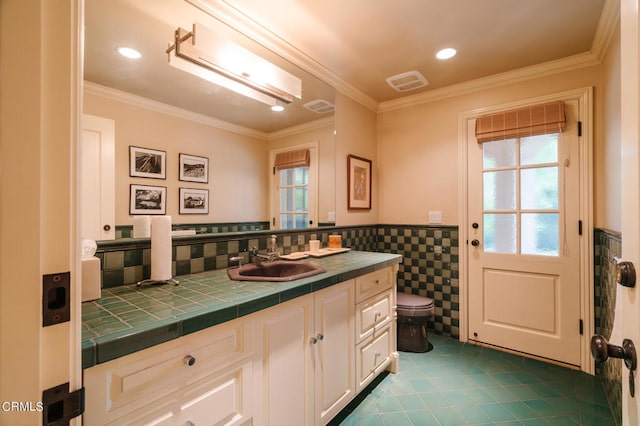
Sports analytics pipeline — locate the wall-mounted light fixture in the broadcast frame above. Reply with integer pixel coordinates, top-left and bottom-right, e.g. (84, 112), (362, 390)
(167, 23), (302, 107)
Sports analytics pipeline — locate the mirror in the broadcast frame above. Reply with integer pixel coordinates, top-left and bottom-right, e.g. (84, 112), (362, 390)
(83, 0), (336, 237)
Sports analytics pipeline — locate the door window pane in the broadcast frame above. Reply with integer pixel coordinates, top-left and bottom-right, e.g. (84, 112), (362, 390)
(483, 170), (516, 210)
(520, 134), (558, 165)
(483, 139), (516, 168)
(294, 187), (308, 211)
(280, 188), (293, 211)
(484, 213), (517, 254)
(521, 213), (559, 256)
(520, 167), (558, 209)
(294, 214), (308, 228)
(280, 214), (292, 229)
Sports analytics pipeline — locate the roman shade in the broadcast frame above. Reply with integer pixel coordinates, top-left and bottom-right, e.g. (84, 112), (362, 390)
(274, 148), (310, 170)
(475, 101), (566, 143)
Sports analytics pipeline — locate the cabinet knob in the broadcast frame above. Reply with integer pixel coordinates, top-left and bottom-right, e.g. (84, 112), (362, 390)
(317, 333), (324, 341)
(185, 421), (195, 426)
(375, 279), (381, 285)
(375, 352), (382, 358)
(183, 355), (196, 366)
(310, 337), (318, 345)
(374, 311), (381, 318)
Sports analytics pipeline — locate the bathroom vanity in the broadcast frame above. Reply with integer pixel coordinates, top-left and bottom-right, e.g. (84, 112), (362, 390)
(82, 250), (401, 425)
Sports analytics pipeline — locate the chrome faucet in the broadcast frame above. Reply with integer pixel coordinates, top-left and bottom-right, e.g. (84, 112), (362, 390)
(251, 235), (280, 264)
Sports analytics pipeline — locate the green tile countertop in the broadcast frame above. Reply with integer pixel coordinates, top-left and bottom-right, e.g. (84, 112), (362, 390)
(82, 250), (402, 369)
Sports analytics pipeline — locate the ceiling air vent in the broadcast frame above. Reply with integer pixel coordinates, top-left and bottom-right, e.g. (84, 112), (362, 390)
(303, 99), (336, 114)
(386, 71), (429, 92)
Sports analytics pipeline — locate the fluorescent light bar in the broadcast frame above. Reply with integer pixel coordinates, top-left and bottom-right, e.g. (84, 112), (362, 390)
(167, 24), (302, 106)
(168, 44), (278, 107)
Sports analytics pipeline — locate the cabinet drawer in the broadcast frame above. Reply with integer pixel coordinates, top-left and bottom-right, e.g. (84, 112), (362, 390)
(355, 289), (392, 344)
(355, 268), (393, 303)
(108, 360), (253, 426)
(355, 326), (391, 392)
(84, 318), (251, 423)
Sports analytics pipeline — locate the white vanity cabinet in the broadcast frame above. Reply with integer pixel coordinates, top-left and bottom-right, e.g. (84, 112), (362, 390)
(252, 279), (355, 426)
(83, 263), (398, 426)
(83, 317), (253, 425)
(354, 267), (398, 392)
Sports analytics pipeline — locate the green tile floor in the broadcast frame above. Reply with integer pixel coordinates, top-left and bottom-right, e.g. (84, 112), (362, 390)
(333, 335), (616, 426)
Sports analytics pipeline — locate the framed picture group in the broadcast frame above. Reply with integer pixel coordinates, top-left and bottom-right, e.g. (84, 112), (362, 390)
(128, 146), (209, 215)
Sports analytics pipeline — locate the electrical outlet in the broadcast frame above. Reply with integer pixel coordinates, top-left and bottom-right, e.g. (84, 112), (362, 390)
(428, 210), (442, 224)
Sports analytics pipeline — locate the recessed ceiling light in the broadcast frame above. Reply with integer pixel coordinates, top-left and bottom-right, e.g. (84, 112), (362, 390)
(271, 105), (285, 112)
(436, 48), (457, 60)
(117, 46), (141, 59)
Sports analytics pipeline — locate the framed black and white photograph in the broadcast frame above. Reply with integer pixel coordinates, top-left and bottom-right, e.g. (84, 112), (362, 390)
(179, 188), (209, 214)
(179, 153), (209, 183)
(130, 184), (167, 215)
(130, 146), (166, 179)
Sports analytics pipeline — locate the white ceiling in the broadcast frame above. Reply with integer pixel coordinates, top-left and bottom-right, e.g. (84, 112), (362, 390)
(84, 0), (611, 133)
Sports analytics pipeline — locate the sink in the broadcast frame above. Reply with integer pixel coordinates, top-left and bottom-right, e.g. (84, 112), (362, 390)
(227, 260), (326, 282)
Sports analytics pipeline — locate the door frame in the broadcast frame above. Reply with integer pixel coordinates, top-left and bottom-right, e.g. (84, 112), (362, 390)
(458, 87), (594, 373)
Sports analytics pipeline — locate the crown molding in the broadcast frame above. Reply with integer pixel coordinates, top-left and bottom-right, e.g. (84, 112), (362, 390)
(591, 0), (620, 61)
(186, 0), (379, 112)
(378, 52), (601, 113)
(266, 116), (335, 141)
(83, 81), (268, 139)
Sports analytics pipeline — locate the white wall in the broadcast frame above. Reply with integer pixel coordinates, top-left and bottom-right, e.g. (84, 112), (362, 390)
(84, 91), (269, 225)
(335, 92), (379, 225)
(377, 64), (609, 226)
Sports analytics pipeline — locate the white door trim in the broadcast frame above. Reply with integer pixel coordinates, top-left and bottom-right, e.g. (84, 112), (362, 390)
(457, 87), (594, 373)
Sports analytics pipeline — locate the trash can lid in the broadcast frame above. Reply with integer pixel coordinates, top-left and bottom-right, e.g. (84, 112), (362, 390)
(397, 292), (434, 309)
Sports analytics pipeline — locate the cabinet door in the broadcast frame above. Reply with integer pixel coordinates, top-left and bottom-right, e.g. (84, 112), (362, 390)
(314, 280), (355, 425)
(255, 294), (314, 426)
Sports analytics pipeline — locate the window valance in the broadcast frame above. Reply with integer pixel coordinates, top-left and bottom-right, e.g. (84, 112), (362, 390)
(274, 148), (310, 170)
(475, 101), (565, 143)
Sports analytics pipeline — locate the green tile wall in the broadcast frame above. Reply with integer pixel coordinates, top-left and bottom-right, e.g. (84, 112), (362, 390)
(98, 226), (377, 289)
(377, 225), (459, 338)
(115, 221), (270, 238)
(594, 228), (622, 426)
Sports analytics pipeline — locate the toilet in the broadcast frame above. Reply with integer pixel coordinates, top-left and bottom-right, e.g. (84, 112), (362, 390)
(396, 292), (435, 353)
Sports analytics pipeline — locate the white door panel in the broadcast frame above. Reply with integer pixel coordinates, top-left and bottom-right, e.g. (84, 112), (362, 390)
(468, 99), (582, 366)
(81, 114), (115, 241)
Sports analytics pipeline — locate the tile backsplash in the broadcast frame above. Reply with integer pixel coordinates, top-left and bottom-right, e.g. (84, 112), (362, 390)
(95, 224), (615, 350)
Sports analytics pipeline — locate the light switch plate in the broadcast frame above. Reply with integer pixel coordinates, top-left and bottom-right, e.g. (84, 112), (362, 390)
(328, 211), (336, 222)
(429, 210), (442, 224)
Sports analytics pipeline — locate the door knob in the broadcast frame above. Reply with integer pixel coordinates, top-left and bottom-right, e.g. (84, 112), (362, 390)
(103, 224), (111, 231)
(590, 335), (637, 370)
(471, 239), (480, 247)
(591, 335), (637, 397)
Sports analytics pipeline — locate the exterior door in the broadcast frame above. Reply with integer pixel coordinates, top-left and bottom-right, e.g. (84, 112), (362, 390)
(81, 114), (115, 241)
(468, 99), (582, 365)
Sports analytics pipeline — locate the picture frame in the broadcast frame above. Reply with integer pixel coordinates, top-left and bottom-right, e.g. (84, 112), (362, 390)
(129, 146), (166, 179)
(347, 154), (372, 210)
(179, 187), (209, 215)
(179, 153), (209, 183)
(130, 184), (167, 215)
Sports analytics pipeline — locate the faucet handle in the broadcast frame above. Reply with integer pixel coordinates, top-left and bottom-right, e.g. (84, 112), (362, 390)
(229, 256), (243, 268)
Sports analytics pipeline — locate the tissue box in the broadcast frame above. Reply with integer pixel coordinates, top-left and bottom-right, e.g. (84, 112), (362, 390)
(82, 256), (101, 302)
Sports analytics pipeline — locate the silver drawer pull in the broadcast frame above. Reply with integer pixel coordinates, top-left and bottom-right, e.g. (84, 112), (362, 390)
(374, 311), (381, 318)
(183, 355), (196, 366)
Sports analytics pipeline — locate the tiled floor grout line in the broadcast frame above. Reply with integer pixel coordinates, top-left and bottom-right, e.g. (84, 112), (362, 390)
(333, 334), (618, 426)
